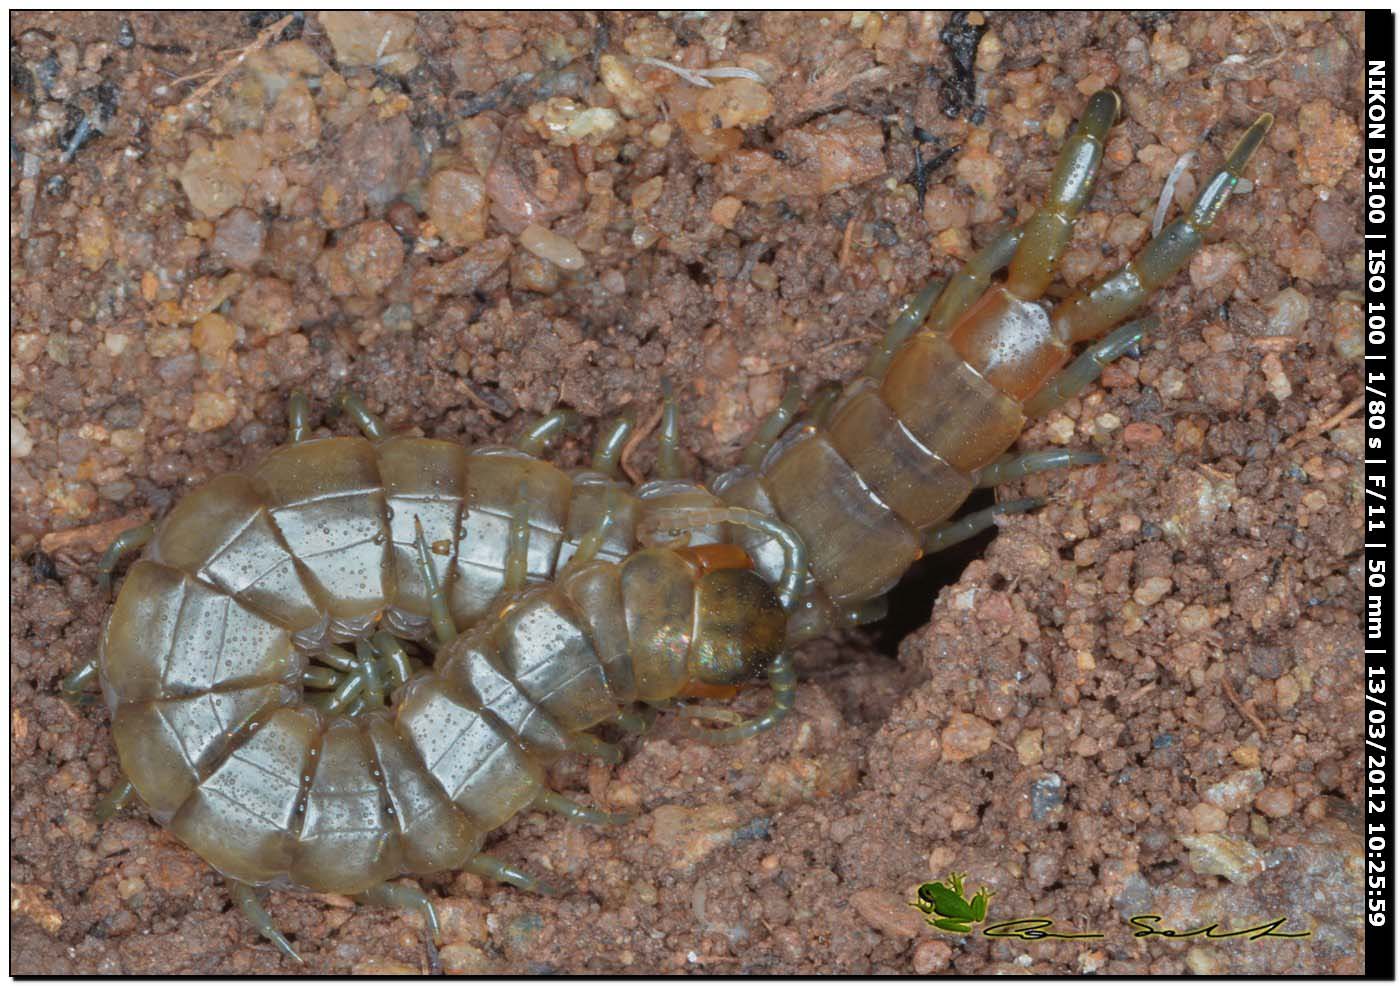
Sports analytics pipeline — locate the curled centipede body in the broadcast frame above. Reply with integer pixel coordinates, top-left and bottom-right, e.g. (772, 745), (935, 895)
(68, 91), (1273, 961)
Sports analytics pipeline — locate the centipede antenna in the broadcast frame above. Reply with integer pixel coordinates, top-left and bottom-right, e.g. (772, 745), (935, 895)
(683, 652), (796, 745)
(413, 516), (458, 644)
(643, 505), (806, 611)
(532, 789), (632, 827)
(287, 390), (311, 443)
(502, 483), (532, 593)
(95, 777), (136, 822)
(742, 376), (803, 469)
(334, 390), (386, 440)
(230, 880), (302, 963)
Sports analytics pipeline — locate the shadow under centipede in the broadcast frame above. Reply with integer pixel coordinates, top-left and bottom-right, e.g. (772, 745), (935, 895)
(870, 487), (997, 659)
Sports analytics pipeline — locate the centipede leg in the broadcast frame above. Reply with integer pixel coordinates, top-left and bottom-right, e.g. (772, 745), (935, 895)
(413, 516), (458, 644)
(463, 853), (561, 897)
(656, 379), (685, 479)
(565, 731), (623, 764)
(613, 706), (655, 734)
(683, 652), (796, 745)
(355, 882), (442, 945)
(560, 488), (619, 578)
(1024, 317), (1154, 417)
(371, 632), (413, 688)
(864, 278), (945, 379)
(742, 377), (803, 469)
(924, 496), (1045, 553)
(926, 224), (1026, 332)
(60, 657), (100, 705)
(591, 415), (635, 476)
(800, 383), (843, 430)
(355, 639), (384, 707)
(96, 520), (156, 594)
(95, 776), (136, 821)
(334, 390), (387, 440)
(975, 449), (1106, 488)
(502, 484), (532, 593)
(517, 409), (582, 455)
(229, 879), (302, 964)
(533, 789), (633, 826)
(287, 390), (312, 443)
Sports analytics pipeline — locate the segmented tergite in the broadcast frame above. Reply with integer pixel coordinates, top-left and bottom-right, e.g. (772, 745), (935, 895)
(64, 91), (1272, 961)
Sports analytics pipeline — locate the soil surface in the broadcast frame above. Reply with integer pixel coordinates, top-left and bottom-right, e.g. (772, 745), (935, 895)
(11, 11), (1366, 975)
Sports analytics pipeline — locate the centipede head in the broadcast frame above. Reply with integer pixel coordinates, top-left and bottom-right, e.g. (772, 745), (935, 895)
(684, 555), (787, 693)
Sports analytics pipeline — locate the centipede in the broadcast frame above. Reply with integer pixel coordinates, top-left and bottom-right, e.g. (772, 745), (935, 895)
(61, 91), (1273, 962)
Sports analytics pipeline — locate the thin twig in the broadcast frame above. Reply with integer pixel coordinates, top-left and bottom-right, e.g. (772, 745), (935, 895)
(620, 400), (666, 486)
(1281, 396), (1362, 450)
(181, 14), (294, 111)
(774, 334), (878, 369)
(1221, 674), (1270, 739)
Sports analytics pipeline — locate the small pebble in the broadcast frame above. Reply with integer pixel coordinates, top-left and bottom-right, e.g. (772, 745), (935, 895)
(1015, 728), (1043, 766)
(191, 312), (237, 358)
(1265, 287), (1311, 336)
(1030, 773), (1065, 820)
(188, 392), (237, 433)
(849, 888), (923, 939)
(1180, 833), (1266, 884)
(913, 940), (953, 974)
(1204, 769), (1264, 812)
(941, 712), (994, 762)
(520, 224), (586, 272)
(1255, 787), (1295, 818)
(1191, 802), (1228, 833)
(426, 170), (488, 247)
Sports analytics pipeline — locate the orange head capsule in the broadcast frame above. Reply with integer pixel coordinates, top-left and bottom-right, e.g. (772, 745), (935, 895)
(681, 564), (786, 697)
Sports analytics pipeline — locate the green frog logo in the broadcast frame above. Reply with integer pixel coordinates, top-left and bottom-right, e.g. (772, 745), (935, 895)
(912, 872), (994, 934)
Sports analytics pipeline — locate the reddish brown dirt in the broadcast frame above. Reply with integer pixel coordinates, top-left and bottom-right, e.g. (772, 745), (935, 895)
(11, 11), (1365, 974)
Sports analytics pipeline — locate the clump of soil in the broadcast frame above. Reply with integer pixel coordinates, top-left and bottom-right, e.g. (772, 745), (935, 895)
(11, 11), (1364, 974)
